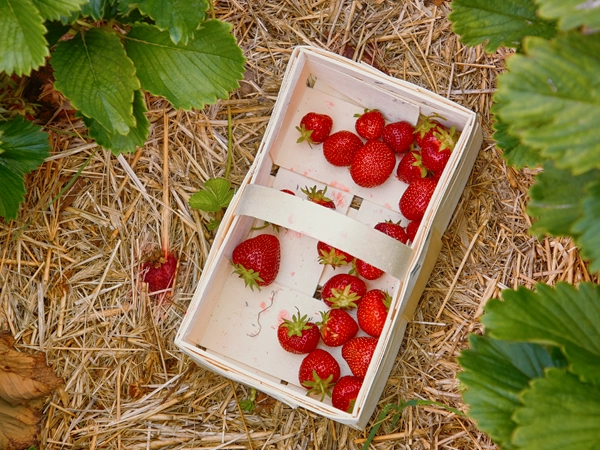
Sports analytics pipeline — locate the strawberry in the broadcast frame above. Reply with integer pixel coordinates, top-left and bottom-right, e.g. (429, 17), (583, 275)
(280, 189), (295, 195)
(331, 376), (363, 413)
(298, 349), (340, 400)
(396, 150), (428, 184)
(374, 220), (409, 243)
(302, 185), (336, 209)
(296, 112), (333, 145)
(277, 309), (321, 354)
(354, 109), (385, 140)
(232, 234), (281, 291)
(349, 140), (396, 188)
(317, 241), (353, 268)
(406, 220), (421, 241)
(142, 250), (178, 293)
(321, 273), (367, 309)
(399, 177), (438, 222)
(382, 120), (415, 154)
(357, 289), (391, 337)
(352, 258), (384, 281)
(318, 309), (359, 347)
(414, 113), (448, 148)
(342, 336), (378, 378)
(323, 130), (363, 167)
(420, 125), (457, 173)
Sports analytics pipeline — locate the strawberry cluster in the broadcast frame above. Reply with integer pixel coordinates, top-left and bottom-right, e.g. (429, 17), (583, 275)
(297, 110), (460, 236)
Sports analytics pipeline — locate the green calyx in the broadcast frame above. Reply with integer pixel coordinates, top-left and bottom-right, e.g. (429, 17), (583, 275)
(303, 370), (335, 401)
(281, 309), (311, 337)
(301, 185), (333, 204)
(232, 263), (263, 291)
(433, 126), (458, 152)
(328, 285), (362, 309)
(296, 123), (315, 146)
(318, 246), (350, 267)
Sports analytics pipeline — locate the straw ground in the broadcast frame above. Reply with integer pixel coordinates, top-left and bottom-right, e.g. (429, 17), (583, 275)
(1, 1), (596, 449)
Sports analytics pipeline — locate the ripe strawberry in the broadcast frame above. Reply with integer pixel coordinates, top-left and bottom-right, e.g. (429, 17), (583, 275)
(342, 336), (378, 378)
(406, 220), (421, 241)
(354, 109), (385, 140)
(280, 189), (295, 195)
(352, 258), (384, 281)
(396, 150), (428, 184)
(382, 121), (415, 154)
(302, 185), (336, 209)
(420, 125), (457, 173)
(277, 309), (321, 354)
(399, 177), (438, 222)
(331, 376), (363, 413)
(318, 309), (359, 347)
(296, 112), (333, 145)
(317, 241), (353, 267)
(349, 140), (396, 188)
(321, 273), (367, 309)
(357, 289), (391, 337)
(142, 250), (178, 293)
(414, 113), (448, 148)
(298, 349), (340, 400)
(232, 234), (281, 291)
(374, 220), (409, 243)
(323, 130), (363, 167)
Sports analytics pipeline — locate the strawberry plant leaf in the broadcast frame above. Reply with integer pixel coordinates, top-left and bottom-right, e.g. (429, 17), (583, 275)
(492, 113), (541, 169)
(0, 0), (49, 76)
(483, 282), (600, 385)
(189, 178), (234, 213)
(448, 0), (558, 53)
(30, 0), (86, 21)
(0, 117), (50, 220)
(494, 32), (600, 175)
(572, 181), (600, 273)
(80, 0), (117, 20)
(512, 368), (600, 449)
(80, 90), (150, 155)
(124, 20), (245, 110)
(52, 27), (139, 136)
(458, 334), (558, 449)
(527, 161), (600, 237)
(120, 0), (209, 45)
(535, 0), (600, 31)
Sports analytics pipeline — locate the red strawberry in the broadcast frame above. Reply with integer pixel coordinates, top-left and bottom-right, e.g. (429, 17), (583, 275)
(406, 220), (421, 241)
(298, 349), (341, 400)
(296, 112), (333, 145)
(321, 273), (367, 309)
(420, 124), (458, 173)
(317, 241), (353, 267)
(323, 130), (363, 167)
(414, 113), (448, 148)
(382, 121), (415, 154)
(357, 289), (391, 337)
(318, 309), (359, 347)
(352, 258), (384, 281)
(232, 234), (281, 291)
(399, 177), (438, 222)
(277, 309), (321, 354)
(342, 336), (378, 378)
(332, 376), (363, 413)
(396, 150), (428, 184)
(374, 220), (409, 243)
(302, 185), (336, 210)
(349, 140), (396, 188)
(354, 109), (385, 140)
(142, 250), (178, 293)
(281, 189), (295, 195)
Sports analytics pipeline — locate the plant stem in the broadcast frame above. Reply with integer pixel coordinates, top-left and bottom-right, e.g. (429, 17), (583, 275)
(225, 105), (233, 180)
(162, 112), (170, 256)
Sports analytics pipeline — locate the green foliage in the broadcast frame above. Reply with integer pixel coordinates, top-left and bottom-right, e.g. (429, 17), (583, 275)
(189, 177), (235, 231)
(0, 0), (246, 221)
(535, 0), (600, 31)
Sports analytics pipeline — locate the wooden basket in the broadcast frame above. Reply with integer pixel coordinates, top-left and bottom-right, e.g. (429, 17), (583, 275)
(175, 46), (483, 429)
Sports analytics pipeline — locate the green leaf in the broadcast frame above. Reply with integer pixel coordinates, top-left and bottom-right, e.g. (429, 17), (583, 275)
(0, 0), (49, 75)
(189, 177), (234, 213)
(124, 20), (245, 110)
(30, 0), (86, 21)
(572, 181), (600, 273)
(495, 32), (600, 174)
(458, 334), (556, 448)
(483, 282), (600, 384)
(80, 0), (117, 20)
(448, 0), (558, 53)
(0, 117), (50, 220)
(512, 368), (600, 449)
(52, 27), (140, 136)
(492, 112), (542, 169)
(81, 90), (150, 155)
(535, 0), (600, 31)
(121, 0), (208, 45)
(527, 160), (600, 237)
